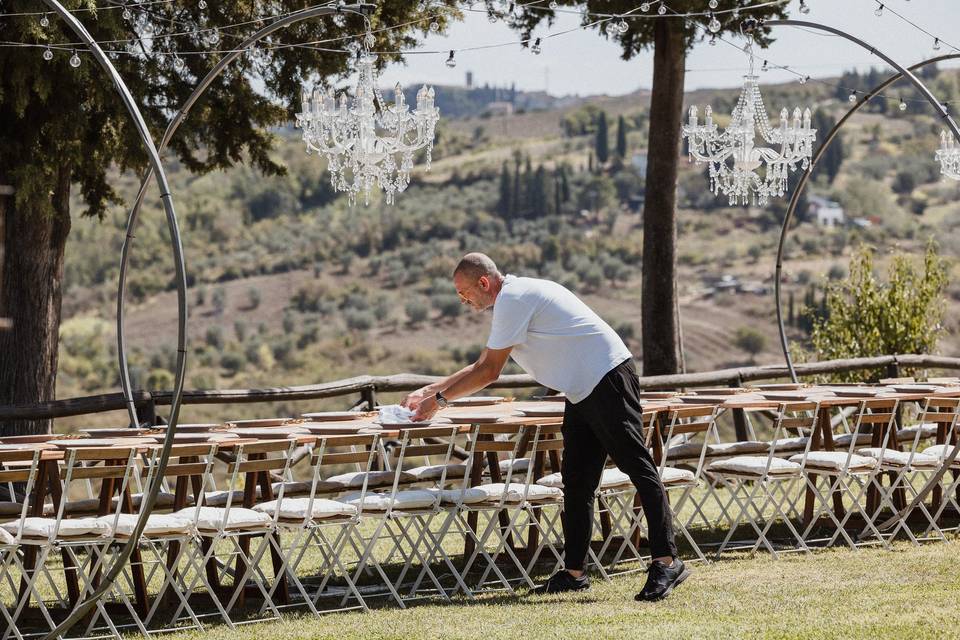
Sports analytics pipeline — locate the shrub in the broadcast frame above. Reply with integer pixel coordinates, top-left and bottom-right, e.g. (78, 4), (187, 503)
(733, 327), (766, 361)
(432, 294), (462, 319)
(246, 287), (261, 310)
(405, 300), (429, 325)
(205, 326), (224, 350)
(345, 310), (375, 331)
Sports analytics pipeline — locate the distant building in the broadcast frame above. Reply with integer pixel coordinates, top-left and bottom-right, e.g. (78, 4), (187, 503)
(485, 101), (514, 117)
(807, 194), (845, 228)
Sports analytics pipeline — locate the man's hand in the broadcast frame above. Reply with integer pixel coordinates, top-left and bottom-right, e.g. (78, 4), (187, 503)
(412, 395), (440, 422)
(401, 386), (433, 412)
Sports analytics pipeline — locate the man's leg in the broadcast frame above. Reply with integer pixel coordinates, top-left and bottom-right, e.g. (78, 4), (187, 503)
(578, 361), (678, 562)
(559, 399), (608, 574)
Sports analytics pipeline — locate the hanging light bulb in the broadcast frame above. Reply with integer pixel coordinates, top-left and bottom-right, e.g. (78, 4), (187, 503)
(658, 4), (667, 15)
(69, 50), (81, 67)
(42, 46), (54, 61)
(40, 14), (50, 28)
(531, 37), (542, 54)
(874, 3), (884, 16)
(207, 28), (220, 46)
(549, 0), (558, 9)
(848, 91), (857, 103)
(799, 0), (810, 14)
(173, 54), (185, 70)
(709, 0), (718, 8)
(799, 75), (809, 84)
(446, 50), (456, 67)
(899, 99), (907, 111)
(616, 18), (629, 34)
(761, 59), (769, 72)
(429, 20), (440, 32)
(198, 0), (207, 9)
(123, 7), (132, 19)
(641, 2), (650, 12)
(488, 11), (499, 23)
(933, 37), (941, 50)
(604, 20), (619, 36)
(708, 13), (721, 33)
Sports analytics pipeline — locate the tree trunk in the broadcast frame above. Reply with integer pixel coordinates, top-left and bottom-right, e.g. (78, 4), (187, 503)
(640, 19), (686, 377)
(0, 167), (72, 435)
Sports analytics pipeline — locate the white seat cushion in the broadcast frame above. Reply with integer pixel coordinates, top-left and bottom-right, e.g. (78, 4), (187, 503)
(406, 464), (468, 482)
(436, 487), (494, 505)
(897, 423), (939, 442)
(498, 458), (530, 474)
(857, 448), (940, 469)
(2, 516), (112, 539)
(789, 451), (877, 472)
(922, 444), (960, 464)
(536, 468), (632, 490)
(327, 470), (415, 489)
(254, 498), (357, 520)
(470, 483), (562, 503)
(666, 442), (706, 460)
(271, 480), (345, 496)
(0, 527), (15, 546)
(338, 489), (438, 511)
(101, 513), (195, 537)
(203, 490), (248, 507)
(771, 436), (810, 452)
(708, 441), (769, 456)
(175, 506), (272, 531)
(708, 456), (802, 477)
(660, 467), (697, 486)
(833, 432), (873, 447)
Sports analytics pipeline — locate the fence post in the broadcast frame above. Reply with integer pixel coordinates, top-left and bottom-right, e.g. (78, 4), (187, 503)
(361, 386), (377, 411)
(885, 359), (900, 381)
(731, 375), (750, 442)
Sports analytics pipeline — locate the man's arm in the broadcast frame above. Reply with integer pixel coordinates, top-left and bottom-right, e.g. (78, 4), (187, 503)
(410, 347), (513, 420)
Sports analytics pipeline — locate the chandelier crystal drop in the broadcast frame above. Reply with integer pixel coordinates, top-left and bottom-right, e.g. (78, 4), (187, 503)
(936, 131), (960, 180)
(681, 50), (817, 206)
(295, 30), (439, 205)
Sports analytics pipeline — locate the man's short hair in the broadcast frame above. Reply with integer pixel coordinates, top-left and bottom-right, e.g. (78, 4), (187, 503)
(453, 253), (500, 281)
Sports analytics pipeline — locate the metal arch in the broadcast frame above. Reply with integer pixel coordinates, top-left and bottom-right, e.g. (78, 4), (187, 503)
(117, 2), (374, 428)
(774, 53), (960, 382)
(39, 1), (187, 637)
(745, 19), (960, 382)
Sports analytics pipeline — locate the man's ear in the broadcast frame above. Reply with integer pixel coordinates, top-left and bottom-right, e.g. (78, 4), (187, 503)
(479, 276), (489, 291)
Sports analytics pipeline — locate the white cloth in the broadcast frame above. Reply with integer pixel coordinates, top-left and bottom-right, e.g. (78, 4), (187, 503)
(2, 517), (112, 539)
(101, 513), (195, 537)
(486, 275), (632, 404)
(176, 506), (272, 531)
(707, 456), (802, 477)
(378, 404), (416, 424)
(254, 498), (357, 520)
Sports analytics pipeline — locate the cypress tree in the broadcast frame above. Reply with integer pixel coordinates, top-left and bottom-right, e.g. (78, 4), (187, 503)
(616, 114), (628, 159)
(595, 111), (609, 164)
(497, 161), (512, 219)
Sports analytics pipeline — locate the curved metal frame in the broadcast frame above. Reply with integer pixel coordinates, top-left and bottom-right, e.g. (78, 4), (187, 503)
(40, 1), (187, 637)
(118, 2), (372, 427)
(749, 20), (960, 382)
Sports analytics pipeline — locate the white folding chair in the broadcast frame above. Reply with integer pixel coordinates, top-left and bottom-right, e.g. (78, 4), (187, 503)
(708, 401), (820, 558)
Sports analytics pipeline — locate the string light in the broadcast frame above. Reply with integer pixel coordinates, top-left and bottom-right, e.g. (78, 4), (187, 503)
(899, 98), (907, 111)
(39, 14), (50, 28)
(708, 12), (721, 33)
(531, 37), (542, 54)
(42, 46), (53, 61)
(761, 59), (768, 72)
(445, 49), (456, 67)
(875, 3), (884, 17)
(198, 0), (207, 9)
(933, 37), (941, 50)
(709, 0), (718, 8)
(429, 20), (440, 32)
(658, 5), (667, 15)
(799, 0), (810, 14)
(69, 50), (81, 67)
(848, 90), (857, 103)
(640, 3), (650, 12)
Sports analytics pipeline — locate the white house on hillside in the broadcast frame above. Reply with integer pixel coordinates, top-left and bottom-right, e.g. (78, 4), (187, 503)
(807, 194), (845, 228)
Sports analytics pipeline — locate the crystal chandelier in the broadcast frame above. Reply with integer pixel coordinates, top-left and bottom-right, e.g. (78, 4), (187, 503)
(936, 131), (960, 180)
(295, 31), (439, 205)
(681, 45), (817, 206)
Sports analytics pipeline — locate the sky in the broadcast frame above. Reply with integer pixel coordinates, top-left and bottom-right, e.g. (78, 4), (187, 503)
(375, 0), (960, 97)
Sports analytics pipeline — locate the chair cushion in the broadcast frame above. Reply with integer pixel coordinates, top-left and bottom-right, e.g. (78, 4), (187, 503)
(896, 423), (939, 442)
(660, 467), (697, 486)
(498, 458), (530, 474)
(708, 441), (769, 456)
(771, 436), (810, 452)
(857, 448), (940, 469)
(338, 489), (438, 511)
(536, 468), (632, 490)
(789, 451), (877, 472)
(406, 464), (468, 482)
(202, 490), (248, 507)
(254, 497), (357, 520)
(833, 432), (873, 447)
(708, 456), (801, 477)
(666, 442), (707, 460)
(102, 513), (195, 537)
(435, 487), (492, 505)
(175, 506), (272, 531)
(470, 483), (563, 503)
(327, 470), (415, 489)
(2, 516), (112, 539)
(922, 444), (960, 463)
(270, 480), (347, 497)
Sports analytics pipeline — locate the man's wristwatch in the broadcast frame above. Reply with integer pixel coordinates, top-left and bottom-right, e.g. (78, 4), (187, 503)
(435, 391), (449, 409)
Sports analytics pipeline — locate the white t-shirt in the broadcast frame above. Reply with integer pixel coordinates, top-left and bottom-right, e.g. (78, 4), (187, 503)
(486, 275), (633, 404)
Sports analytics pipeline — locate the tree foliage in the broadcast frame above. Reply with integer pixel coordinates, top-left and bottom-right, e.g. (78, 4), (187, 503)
(808, 242), (948, 382)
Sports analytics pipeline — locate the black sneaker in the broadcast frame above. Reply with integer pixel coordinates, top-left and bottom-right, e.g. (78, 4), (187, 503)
(635, 558), (689, 602)
(531, 570), (590, 594)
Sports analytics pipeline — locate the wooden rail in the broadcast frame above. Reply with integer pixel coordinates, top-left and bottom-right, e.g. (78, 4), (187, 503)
(1, 353), (958, 425)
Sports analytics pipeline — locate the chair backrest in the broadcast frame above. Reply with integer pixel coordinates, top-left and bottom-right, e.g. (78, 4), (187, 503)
(461, 421), (534, 507)
(0, 448), (47, 543)
(834, 398), (899, 472)
(659, 405), (720, 475)
(141, 443), (220, 512)
(307, 434), (380, 519)
(901, 396), (960, 465)
(53, 446), (140, 541)
(764, 401), (821, 470)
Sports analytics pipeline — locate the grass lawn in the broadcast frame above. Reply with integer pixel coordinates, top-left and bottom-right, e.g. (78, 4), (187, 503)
(161, 541), (959, 640)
